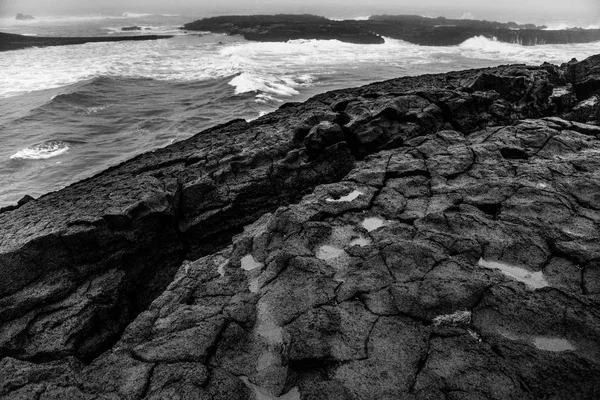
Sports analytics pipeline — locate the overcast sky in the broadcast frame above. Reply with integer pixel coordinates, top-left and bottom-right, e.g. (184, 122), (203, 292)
(1, 0), (598, 21)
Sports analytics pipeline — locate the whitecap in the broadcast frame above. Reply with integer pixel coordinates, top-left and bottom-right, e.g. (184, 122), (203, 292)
(121, 12), (153, 18)
(459, 36), (523, 53)
(10, 141), (70, 160)
(229, 72), (301, 97)
(85, 105), (109, 114)
(543, 23), (574, 31)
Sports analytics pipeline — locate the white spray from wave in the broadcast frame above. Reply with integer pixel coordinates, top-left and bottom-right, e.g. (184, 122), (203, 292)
(543, 23), (600, 30)
(10, 141), (70, 160)
(1, 33), (600, 102)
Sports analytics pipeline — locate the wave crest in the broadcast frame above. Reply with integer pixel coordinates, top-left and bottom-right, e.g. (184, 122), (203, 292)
(121, 12), (153, 18)
(10, 141), (70, 160)
(458, 35), (522, 52)
(228, 72), (314, 101)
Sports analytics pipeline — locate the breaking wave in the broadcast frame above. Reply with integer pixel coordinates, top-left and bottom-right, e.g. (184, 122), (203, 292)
(10, 141), (70, 160)
(121, 12), (154, 18)
(229, 72), (314, 100)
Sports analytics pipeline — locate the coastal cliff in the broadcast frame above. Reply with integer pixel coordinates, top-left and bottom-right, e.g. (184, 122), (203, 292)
(183, 14), (600, 46)
(1, 55), (600, 398)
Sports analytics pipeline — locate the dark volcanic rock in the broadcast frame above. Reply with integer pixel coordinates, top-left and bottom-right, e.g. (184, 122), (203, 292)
(366, 15), (600, 46)
(121, 26), (143, 31)
(1, 55), (600, 398)
(183, 14), (600, 47)
(567, 54), (600, 99)
(182, 14), (384, 44)
(0, 32), (173, 52)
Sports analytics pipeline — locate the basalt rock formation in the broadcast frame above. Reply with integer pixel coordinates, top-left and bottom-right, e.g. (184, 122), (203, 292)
(183, 14), (600, 46)
(1, 55), (600, 399)
(0, 32), (173, 52)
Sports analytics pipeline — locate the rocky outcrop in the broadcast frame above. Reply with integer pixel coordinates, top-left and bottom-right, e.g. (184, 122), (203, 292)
(121, 26), (143, 31)
(183, 14), (600, 46)
(183, 14), (384, 44)
(366, 15), (600, 46)
(0, 32), (173, 52)
(1, 55), (600, 398)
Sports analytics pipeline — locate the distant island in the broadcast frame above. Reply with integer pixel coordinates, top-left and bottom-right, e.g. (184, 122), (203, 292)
(184, 14), (384, 44)
(183, 14), (600, 46)
(0, 32), (173, 52)
(15, 13), (35, 21)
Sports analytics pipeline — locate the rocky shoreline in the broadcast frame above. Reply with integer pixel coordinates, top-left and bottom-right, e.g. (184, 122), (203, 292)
(1, 55), (600, 398)
(183, 14), (600, 46)
(0, 32), (174, 52)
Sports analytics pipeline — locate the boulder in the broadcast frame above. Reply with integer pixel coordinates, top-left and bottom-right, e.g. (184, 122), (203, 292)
(567, 54), (600, 99)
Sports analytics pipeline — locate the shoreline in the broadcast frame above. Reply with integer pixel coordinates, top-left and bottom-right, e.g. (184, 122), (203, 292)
(0, 31), (174, 51)
(183, 14), (600, 46)
(0, 54), (599, 397)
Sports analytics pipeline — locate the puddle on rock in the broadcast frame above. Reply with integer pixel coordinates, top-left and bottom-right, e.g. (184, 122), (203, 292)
(361, 217), (385, 232)
(316, 245), (345, 260)
(240, 377), (300, 400)
(533, 337), (576, 352)
(350, 236), (372, 247)
(326, 190), (363, 203)
(241, 254), (264, 271)
(249, 276), (261, 293)
(498, 329), (577, 353)
(256, 302), (284, 346)
(478, 258), (549, 289)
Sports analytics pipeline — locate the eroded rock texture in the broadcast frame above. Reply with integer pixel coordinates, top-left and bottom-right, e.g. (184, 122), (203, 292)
(1, 55), (600, 399)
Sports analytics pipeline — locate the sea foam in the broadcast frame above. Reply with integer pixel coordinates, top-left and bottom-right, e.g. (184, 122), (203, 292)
(10, 141), (70, 160)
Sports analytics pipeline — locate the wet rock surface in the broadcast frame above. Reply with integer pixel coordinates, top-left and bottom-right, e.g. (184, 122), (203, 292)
(2, 55), (600, 398)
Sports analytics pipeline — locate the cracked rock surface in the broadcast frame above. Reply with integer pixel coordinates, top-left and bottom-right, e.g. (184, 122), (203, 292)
(1, 55), (600, 399)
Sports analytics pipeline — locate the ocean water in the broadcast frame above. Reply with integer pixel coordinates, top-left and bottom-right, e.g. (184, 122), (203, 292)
(1, 13), (599, 207)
